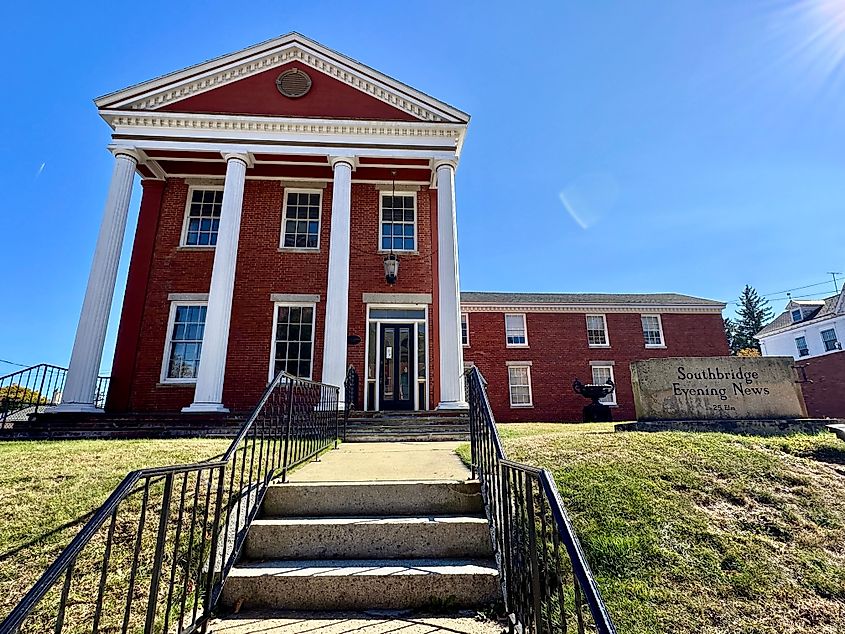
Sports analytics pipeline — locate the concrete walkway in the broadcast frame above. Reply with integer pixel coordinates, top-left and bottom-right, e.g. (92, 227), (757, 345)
(289, 442), (470, 482)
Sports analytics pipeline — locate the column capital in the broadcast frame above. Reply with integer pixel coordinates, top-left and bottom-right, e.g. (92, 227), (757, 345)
(221, 152), (253, 168)
(108, 146), (143, 164)
(329, 155), (357, 170)
(433, 159), (458, 172)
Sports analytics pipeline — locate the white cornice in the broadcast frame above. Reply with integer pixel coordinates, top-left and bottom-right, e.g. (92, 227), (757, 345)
(95, 34), (469, 124)
(460, 302), (724, 315)
(102, 110), (465, 138)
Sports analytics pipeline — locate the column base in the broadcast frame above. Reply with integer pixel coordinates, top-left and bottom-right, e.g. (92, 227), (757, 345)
(182, 403), (230, 414)
(437, 400), (469, 411)
(49, 403), (105, 414)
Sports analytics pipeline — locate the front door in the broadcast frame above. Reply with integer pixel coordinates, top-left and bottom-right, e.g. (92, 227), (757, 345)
(379, 323), (414, 410)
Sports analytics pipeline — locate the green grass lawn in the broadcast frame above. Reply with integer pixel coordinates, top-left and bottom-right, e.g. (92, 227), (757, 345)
(0, 439), (229, 625)
(468, 423), (845, 634)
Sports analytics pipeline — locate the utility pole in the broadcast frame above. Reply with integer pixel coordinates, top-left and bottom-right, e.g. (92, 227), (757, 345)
(828, 272), (842, 293)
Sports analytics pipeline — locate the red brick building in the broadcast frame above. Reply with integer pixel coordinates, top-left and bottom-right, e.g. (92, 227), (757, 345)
(52, 34), (729, 420)
(460, 292), (728, 422)
(54, 33), (469, 416)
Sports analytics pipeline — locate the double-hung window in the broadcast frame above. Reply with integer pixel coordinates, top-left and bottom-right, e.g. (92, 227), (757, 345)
(586, 315), (609, 347)
(821, 328), (839, 352)
(505, 313), (528, 347)
(591, 365), (616, 405)
(271, 304), (316, 379)
(791, 309), (803, 323)
(162, 304), (207, 382)
(507, 365), (533, 407)
(795, 336), (809, 357)
(641, 314), (665, 347)
(281, 190), (321, 249)
(461, 313), (470, 347)
(380, 194), (416, 251)
(182, 189), (223, 246)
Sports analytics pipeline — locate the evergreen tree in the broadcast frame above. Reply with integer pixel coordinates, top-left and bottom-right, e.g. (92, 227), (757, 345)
(724, 317), (738, 354)
(732, 285), (773, 353)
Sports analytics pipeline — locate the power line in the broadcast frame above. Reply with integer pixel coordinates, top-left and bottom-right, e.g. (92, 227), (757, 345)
(0, 358), (30, 369)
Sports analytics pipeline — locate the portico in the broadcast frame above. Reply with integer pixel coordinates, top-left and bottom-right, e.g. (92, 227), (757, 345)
(55, 33), (469, 416)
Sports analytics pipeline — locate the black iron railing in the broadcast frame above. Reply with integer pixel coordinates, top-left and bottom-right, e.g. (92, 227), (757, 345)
(466, 367), (616, 634)
(343, 365), (359, 441)
(0, 372), (340, 634)
(0, 364), (110, 423)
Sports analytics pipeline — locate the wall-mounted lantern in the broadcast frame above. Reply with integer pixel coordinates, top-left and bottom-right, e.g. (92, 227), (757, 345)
(384, 253), (399, 285)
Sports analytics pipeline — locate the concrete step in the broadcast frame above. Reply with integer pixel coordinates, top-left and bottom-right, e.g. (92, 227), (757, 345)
(244, 516), (492, 560)
(220, 559), (501, 611)
(827, 424), (845, 442)
(210, 609), (501, 633)
(263, 481), (483, 517)
(346, 434), (469, 443)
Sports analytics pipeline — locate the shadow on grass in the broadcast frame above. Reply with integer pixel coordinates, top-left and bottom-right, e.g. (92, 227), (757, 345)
(802, 445), (845, 466)
(0, 509), (96, 563)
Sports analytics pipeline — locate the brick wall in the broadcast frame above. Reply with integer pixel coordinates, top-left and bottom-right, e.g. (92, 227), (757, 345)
(111, 177), (439, 413)
(797, 351), (845, 418)
(462, 311), (729, 422)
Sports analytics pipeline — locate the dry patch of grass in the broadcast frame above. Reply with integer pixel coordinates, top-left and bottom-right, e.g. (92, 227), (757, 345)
(0, 439), (229, 624)
(477, 424), (845, 634)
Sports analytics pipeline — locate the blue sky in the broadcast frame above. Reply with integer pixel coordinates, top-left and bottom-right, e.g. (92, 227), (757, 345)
(1, 0), (844, 374)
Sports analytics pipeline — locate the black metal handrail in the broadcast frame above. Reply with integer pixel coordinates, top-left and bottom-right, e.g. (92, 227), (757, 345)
(0, 371), (340, 634)
(343, 365), (359, 441)
(0, 364), (110, 423)
(466, 366), (616, 634)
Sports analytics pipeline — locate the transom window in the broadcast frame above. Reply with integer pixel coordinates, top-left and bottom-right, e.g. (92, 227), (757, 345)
(505, 313), (528, 347)
(795, 336), (809, 357)
(461, 313), (470, 347)
(380, 194), (416, 251)
(586, 315), (609, 347)
(163, 304), (207, 381)
(183, 189), (223, 246)
(591, 365), (616, 405)
(281, 190), (321, 249)
(641, 315), (664, 347)
(508, 365), (533, 407)
(271, 305), (315, 379)
(821, 328), (839, 352)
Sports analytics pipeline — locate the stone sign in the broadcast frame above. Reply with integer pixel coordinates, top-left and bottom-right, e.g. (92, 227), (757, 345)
(630, 356), (807, 421)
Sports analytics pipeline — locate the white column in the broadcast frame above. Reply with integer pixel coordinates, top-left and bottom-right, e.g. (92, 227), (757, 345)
(435, 160), (468, 410)
(54, 148), (140, 412)
(184, 153), (250, 413)
(321, 157), (354, 405)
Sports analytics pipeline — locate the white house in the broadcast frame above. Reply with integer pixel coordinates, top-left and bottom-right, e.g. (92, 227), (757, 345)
(756, 292), (845, 360)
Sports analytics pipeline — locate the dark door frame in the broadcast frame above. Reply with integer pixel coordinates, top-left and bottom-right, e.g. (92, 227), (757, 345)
(378, 322), (415, 411)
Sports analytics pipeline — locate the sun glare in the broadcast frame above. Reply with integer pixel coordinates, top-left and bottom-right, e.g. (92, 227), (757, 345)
(771, 0), (845, 91)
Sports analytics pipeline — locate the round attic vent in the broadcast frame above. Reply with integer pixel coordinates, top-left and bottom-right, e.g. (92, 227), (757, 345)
(276, 69), (312, 98)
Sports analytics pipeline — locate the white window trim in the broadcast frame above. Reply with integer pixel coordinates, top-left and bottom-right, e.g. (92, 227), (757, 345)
(461, 312), (470, 347)
(641, 314), (666, 348)
(591, 364), (617, 405)
(795, 336), (810, 357)
(160, 300), (207, 384)
(586, 314), (610, 348)
(279, 188), (323, 251)
(505, 313), (529, 348)
(268, 301), (317, 382)
(378, 191), (418, 253)
(180, 185), (224, 248)
(820, 327), (840, 352)
(507, 364), (534, 408)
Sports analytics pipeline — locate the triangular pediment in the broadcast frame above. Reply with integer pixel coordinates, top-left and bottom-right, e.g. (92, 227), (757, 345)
(95, 33), (468, 124)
